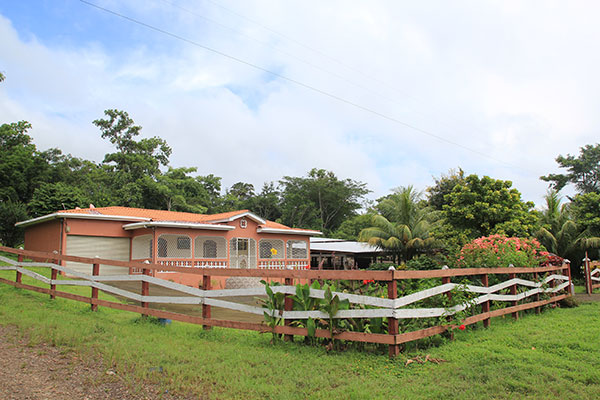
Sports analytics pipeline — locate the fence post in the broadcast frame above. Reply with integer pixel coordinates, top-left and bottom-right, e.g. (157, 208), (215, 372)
(564, 260), (573, 295)
(584, 254), (592, 295)
(284, 277), (293, 342)
(141, 266), (150, 316)
(387, 276), (399, 358)
(50, 251), (58, 300)
(509, 266), (518, 320)
(202, 274), (212, 331)
(481, 273), (490, 328)
(442, 271), (454, 340)
(16, 254), (23, 284)
(534, 270), (541, 315)
(91, 262), (100, 311)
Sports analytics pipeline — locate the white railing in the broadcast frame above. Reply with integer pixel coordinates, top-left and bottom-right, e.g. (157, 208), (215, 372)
(193, 261), (228, 268)
(258, 260), (309, 270)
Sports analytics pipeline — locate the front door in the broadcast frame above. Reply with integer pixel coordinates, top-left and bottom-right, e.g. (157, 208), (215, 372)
(229, 238), (257, 268)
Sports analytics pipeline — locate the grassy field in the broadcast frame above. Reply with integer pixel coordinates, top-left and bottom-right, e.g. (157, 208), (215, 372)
(1, 259), (599, 399)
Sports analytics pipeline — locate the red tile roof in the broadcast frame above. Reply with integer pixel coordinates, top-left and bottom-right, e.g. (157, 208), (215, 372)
(58, 206), (248, 223)
(56, 206), (320, 233)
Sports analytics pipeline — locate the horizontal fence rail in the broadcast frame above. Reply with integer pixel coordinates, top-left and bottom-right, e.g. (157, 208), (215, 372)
(0, 246), (572, 357)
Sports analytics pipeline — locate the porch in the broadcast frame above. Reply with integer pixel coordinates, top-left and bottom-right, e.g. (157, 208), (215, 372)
(129, 233), (310, 274)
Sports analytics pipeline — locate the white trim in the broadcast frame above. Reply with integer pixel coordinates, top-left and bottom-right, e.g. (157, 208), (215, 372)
(206, 211), (266, 225)
(15, 212), (151, 227)
(257, 227), (322, 236)
(123, 221), (235, 231)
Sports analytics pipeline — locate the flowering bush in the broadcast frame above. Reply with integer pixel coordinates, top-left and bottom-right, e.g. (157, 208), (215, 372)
(456, 234), (549, 268)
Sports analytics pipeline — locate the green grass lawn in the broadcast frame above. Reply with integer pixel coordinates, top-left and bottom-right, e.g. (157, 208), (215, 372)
(0, 263), (599, 399)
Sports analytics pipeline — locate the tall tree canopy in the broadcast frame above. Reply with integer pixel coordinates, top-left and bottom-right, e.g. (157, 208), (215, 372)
(93, 109), (172, 180)
(279, 168), (370, 234)
(442, 174), (538, 239)
(541, 144), (600, 194)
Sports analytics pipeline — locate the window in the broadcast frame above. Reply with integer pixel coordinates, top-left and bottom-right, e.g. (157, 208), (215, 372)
(194, 236), (227, 259)
(203, 240), (217, 258)
(157, 237), (167, 258)
(287, 240), (308, 259)
(259, 239), (284, 259)
(157, 234), (192, 258)
(177, 237), (190, 250)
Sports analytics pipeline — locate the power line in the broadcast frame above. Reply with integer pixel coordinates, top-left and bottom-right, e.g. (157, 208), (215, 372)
(202, 0), (482, 134)
(158, 0), (482, 146)
(79, 0), (515, 167)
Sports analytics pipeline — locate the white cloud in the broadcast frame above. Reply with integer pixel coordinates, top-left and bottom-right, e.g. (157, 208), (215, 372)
(1, 1), (600, 207)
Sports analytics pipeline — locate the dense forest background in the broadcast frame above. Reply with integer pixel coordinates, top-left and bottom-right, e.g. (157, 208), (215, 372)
(1, 73), (599, 271)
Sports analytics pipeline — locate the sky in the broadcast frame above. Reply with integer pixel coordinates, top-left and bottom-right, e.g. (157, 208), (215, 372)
(1, 0), (598, 207)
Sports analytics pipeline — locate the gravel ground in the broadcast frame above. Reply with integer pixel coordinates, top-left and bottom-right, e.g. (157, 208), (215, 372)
(0, 326), (185, 400)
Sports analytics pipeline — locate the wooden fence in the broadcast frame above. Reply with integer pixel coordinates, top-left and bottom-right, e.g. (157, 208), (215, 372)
(584, 258), (600, 294)
(0, 246), (572, 358)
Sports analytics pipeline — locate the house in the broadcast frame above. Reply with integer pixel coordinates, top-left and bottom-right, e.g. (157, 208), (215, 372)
(309, 237), (385, 269)
(16, 206), (321, 287)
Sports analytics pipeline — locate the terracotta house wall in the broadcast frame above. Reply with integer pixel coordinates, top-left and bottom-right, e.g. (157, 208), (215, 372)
(24, 219), (62, 259)
(65, 219), (132, 238)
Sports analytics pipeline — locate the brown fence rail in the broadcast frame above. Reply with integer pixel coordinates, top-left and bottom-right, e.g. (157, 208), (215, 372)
(0, 246), (572, 358)
(584, 258), (600, 294)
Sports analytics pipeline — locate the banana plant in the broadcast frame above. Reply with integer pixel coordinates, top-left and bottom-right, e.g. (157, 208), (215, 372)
(291, 281), (321, 342)
(258, 280), (285, 342)
(319, 284), (350, 349)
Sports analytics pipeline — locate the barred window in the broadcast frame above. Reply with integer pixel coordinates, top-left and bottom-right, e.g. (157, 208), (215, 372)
(259, 239), (284, 259)
(157, 234), (192, 258)
(287, 240), (308, 259)
(194, 236), (227, 259)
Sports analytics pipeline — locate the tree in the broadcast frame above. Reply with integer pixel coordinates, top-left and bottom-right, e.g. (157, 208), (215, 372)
(28, 182), (90, 217)
(332, 213), (374, 240)
(359, 215), (437, 262)
(536, 190), (598, 255)
(93, 109), (172, 180)
(359, 187), (439, 261)
(571, 192), (600, 236)
(541, 144), (600, 194)
(220, 182), (256, 211)
(427, 168), (465, 210)
(279, 169), (370, 234)
(0, 121), (51, 203)
(442, 174), (538, 239)
(0, 201), (28, 247)
(247, 182), (282, 221)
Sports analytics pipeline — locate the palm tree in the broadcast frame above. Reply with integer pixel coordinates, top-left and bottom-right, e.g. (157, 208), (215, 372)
(359, 186), (439, 262)
(536, 189), (600, 259)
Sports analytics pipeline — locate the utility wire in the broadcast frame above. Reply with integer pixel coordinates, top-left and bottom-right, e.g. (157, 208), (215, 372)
(202, 0), (482, 133)
(79, 0), (515, 167)
(158, 0), (477, 145)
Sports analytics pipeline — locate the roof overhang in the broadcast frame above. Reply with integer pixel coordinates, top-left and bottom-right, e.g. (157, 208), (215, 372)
(257, 227), (322, 236)
(122, 221), (235, 231)
(15, 213), (151, 228)
(207, 211), (266, 225)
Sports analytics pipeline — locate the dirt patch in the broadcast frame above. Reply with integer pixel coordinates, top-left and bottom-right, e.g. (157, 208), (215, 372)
(575, 293), (600, 302)
(0, 326), (185, 400)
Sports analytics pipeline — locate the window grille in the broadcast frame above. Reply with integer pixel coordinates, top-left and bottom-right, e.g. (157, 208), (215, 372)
(259, 239), (284, 259)
(194, 236), (227, 259)
(132, 234), (152, 259)
(287, 240), (308, 259)
(157, 234), (192, 258)
(177, 237), (190, 250)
